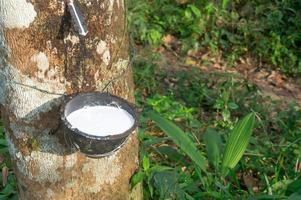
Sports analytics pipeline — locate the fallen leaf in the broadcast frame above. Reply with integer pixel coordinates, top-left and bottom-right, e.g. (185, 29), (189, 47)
(162, 34), (176, 46)
(185, 57), (198, 66)
(243, 173), (259, 192)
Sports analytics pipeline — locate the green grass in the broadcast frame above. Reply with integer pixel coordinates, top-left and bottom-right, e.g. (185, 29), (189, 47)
(132, 53), (301, 199)
(0, 121), (17, 200)
(1, 0), (301, 199)
(127, 2), (301, 197)
(128, 0), (301, 76)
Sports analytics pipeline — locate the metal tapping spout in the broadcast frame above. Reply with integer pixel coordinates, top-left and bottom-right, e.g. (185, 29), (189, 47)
(67, 0), (88, 36)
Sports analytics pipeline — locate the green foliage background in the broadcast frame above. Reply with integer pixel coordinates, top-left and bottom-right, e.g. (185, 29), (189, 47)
(128, 0), (301, 76)
(129, 0), (301, 196)
(133, 56), (301, 199)
(0, 0), (301, 199)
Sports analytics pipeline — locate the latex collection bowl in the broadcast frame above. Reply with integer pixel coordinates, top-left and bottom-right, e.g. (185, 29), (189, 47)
(61, 92), (138, 158)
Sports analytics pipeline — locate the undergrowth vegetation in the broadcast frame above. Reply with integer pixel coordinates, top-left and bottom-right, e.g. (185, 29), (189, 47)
(128, 0), (301, 76)
(128, 3), (301, 197)
(0, 121), (17, 199)
(0, 0), (301, 200)
(132, 53), (301, 199)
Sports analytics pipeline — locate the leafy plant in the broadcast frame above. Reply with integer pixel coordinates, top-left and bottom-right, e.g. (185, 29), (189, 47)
(221, 113), (256, 175)
(203, 128), (223, 168)
(0, 120), (17, 200)
(147, 111), (207, 171)
(128, 0), (301, 76)
(146, 94), (195, 124)
(132, 51), (301, 198)
(144, 110), (257, 198)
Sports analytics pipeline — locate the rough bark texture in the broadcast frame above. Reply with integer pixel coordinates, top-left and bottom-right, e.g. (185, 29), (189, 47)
(0, 0), (140, 199)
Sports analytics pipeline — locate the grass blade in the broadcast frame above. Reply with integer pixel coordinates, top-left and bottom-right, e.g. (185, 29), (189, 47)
(147, 111), (208, 171)
(221, 0), (230, 10)
(222, 113), (255, 175)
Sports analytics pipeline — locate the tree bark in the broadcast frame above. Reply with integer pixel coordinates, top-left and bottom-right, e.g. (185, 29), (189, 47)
(0, 0), (140, 199)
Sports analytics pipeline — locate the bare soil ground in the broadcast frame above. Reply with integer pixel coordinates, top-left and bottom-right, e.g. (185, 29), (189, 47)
(137, 40), (301, 106)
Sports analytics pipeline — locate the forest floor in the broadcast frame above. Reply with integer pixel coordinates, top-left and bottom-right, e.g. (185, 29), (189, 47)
(132, 40), (301, 199)
(138, 38), (301, 106)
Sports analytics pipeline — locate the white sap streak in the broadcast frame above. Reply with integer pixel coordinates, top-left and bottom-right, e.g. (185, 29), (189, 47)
(66, 106), (135, 136)
(0, 0), (37, 29)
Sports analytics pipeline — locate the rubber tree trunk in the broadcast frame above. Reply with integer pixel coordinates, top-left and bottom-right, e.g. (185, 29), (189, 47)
(0, 0), (140, 199)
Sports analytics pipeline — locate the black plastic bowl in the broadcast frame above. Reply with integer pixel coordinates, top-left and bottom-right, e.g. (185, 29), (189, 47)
(61, 92), (138, 157)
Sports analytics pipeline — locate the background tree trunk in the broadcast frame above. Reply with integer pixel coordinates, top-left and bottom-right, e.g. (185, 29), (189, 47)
(0, 0), (140, 199)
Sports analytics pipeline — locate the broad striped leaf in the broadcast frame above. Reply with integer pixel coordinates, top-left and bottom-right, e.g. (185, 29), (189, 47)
(222, 113), (255, 175)
(148, 111), (207, 171)
(203, 128), (222, 168)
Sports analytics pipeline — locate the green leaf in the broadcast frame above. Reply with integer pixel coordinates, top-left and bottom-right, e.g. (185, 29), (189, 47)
(229, 102), (239, 110)
(286, 179), (301, 195)
(155, 146), (188, 165)
(0, 183), (16, 196)
(271, 179), (293, 192)
(221, 0), (230, 10)
(147, 111), (207, 171)
(222, 113), (255, 175)
(203, 128), (222, 167)
(0, 139), (7, 146)
(188, 5), (201, 18)
(222, 109), (231, 122)
(143, 137), (169, 147)
(153, 171), (184, 199)
(143, 156), (150, 172)
(10, 194), (18, 200)
(131, 171), (145, 188)
(185, 193), (195, 200)
(149, 165), (174, 173)
(288, 188), (301, 200)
